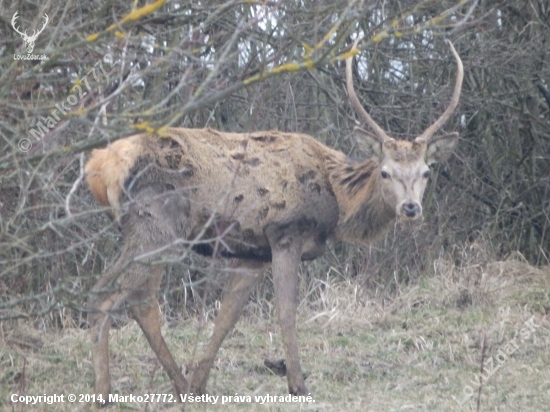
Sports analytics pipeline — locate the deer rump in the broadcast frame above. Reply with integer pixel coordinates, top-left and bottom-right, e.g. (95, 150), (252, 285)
(86, 127), (342, 264)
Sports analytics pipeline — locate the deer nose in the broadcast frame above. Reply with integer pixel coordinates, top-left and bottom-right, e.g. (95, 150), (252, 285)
(402, 202), (420, 218)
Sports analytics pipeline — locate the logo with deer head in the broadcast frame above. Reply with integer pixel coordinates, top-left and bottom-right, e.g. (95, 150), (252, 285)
(11, 11), (49, 54)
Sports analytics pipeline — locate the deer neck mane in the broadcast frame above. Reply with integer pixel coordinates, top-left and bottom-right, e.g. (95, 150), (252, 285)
(327, 156), (396, 243)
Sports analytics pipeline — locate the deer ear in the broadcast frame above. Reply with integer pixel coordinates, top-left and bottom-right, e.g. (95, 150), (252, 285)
(353, 127), (385, 163)
(425, 132), (459, 165)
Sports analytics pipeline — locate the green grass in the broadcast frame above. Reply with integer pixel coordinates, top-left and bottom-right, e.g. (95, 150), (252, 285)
(1, 256), (549, 411)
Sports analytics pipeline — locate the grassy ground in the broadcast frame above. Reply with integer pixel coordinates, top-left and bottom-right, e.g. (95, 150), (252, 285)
(1, 254), (549, 411)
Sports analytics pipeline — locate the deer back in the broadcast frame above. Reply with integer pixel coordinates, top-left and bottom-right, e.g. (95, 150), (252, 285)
(86, 128), (343, 261)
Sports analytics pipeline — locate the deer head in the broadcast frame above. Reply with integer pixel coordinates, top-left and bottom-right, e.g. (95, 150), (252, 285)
(346, 38), (463, 221)
(12, 11), (49, 54)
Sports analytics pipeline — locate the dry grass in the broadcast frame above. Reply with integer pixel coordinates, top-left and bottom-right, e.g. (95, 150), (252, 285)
(1, 252), (550, 411)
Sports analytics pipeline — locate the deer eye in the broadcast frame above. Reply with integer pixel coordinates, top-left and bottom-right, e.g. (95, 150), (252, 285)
(423, 170), (431, 179)
(381, 170), (390, 179)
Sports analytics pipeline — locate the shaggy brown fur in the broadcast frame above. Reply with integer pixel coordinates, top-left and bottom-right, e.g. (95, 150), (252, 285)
(85, 126), (458, 406)
(85, 128), (400, 262)
(85, 40), (462, 407)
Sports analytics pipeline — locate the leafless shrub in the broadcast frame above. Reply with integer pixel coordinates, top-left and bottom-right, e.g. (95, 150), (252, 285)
(0, 0), (548, 328)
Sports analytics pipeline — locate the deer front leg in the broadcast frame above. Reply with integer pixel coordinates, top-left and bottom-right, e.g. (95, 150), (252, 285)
(191, 263), (265, 394)
(271, 240), (308, 395)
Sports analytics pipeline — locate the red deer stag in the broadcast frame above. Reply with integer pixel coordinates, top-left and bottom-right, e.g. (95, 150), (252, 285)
(86, 39), (463, 405)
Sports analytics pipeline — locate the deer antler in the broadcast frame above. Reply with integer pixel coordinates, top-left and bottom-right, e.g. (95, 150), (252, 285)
(345, 37), (392, 143)
(11, 11), (26, 37)
(11, 11), (48, 40)
(28, 13), (49, 40)
(415, 40), (463, 143)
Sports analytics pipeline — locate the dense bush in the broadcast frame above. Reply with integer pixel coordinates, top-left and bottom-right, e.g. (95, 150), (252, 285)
(0, 0), (548, 322)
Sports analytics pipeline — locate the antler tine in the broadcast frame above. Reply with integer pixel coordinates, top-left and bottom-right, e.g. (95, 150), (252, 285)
(30, 13), (48, 38)
(416, 39), (464, 143)
(39, 13), (49, 34)
(11, 11), (25, 36)
(345, 37), (392, 143)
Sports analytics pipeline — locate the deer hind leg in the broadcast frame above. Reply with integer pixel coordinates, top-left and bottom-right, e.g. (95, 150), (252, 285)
(89, 261), (130, 406)
(190, 261), (266, 394)
(271, 239), (308, 395)
(127, 265), (189, 399)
